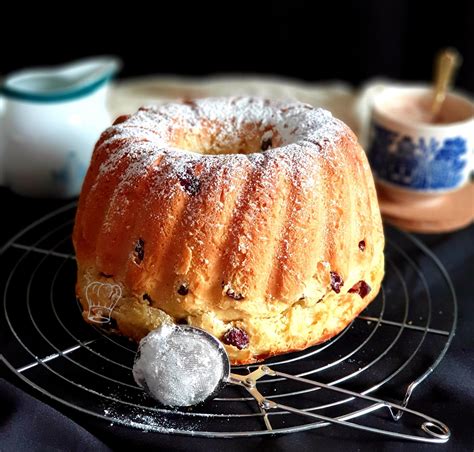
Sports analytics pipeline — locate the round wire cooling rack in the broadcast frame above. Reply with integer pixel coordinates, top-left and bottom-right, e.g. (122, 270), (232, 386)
(0, 201), (457, 442)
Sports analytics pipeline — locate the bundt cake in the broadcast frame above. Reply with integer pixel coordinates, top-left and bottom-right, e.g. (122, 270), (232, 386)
(73, 96), (385, 365)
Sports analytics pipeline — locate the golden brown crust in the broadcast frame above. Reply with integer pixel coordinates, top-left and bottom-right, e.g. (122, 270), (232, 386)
(76, 254), (382, 364)
(73, 97), (385, 365)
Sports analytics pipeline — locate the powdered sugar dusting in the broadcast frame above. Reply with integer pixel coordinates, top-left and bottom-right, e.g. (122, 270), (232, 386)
(102, 404), (203, 433)
(94, 97), (352, 187)
(135, 97), (348, 148)
(90, 97), (354, 254)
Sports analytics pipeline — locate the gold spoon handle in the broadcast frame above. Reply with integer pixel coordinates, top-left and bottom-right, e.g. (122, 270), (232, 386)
(431, 48), (461, 117)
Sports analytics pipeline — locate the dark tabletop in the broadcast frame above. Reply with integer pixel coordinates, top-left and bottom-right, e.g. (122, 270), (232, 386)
(0, 187), (473, 452)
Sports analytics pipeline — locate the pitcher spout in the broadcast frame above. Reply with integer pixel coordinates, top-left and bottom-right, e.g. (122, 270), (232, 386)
(0, 56), (122, 102)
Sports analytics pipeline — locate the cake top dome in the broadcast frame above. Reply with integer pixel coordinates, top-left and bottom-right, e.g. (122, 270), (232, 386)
(95, 96), (355, 191)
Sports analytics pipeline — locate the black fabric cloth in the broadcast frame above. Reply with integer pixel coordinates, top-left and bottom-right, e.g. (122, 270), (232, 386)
(0, 188), (473, 451)
(0, 379), (110, 452)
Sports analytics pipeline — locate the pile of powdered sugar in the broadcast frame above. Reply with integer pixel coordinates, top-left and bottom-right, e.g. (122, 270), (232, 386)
(133, 324), (225, 407)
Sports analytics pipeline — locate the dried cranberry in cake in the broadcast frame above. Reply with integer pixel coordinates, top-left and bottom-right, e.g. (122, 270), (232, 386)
(358, 240), (366, 251)
(112, 114), (130, 125)
(177, 283), (189, 296)
(222, 282), (245, 300)
(226, 288), (244, 300)
(134, 239), (145, 263)
(182, 99), (198, 109)
(142, 293), (153, 304)
(261, 137), (272, 151)
(178, 169), (201, 196)
(223, 327), (249, 349)
(349, 280), (372, 298)
(330, 271), (344, 293)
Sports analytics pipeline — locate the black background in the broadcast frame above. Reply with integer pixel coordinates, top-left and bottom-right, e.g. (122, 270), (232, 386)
(1, 1), (474, 93)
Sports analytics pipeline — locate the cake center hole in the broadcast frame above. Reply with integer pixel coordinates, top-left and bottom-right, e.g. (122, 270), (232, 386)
(171, 121), (282, 155)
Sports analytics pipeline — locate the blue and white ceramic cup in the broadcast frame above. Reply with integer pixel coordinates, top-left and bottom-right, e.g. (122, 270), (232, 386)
(368, 86), (474, 193)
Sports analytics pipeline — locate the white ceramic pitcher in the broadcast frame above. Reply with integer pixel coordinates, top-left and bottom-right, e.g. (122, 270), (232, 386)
(0, 56), (121, 198)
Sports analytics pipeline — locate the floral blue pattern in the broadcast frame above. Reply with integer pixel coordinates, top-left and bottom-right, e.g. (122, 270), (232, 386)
(368, 122), (468, 190)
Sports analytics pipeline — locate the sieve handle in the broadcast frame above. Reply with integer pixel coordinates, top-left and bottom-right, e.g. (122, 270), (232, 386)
(229, 365), (450, 443)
